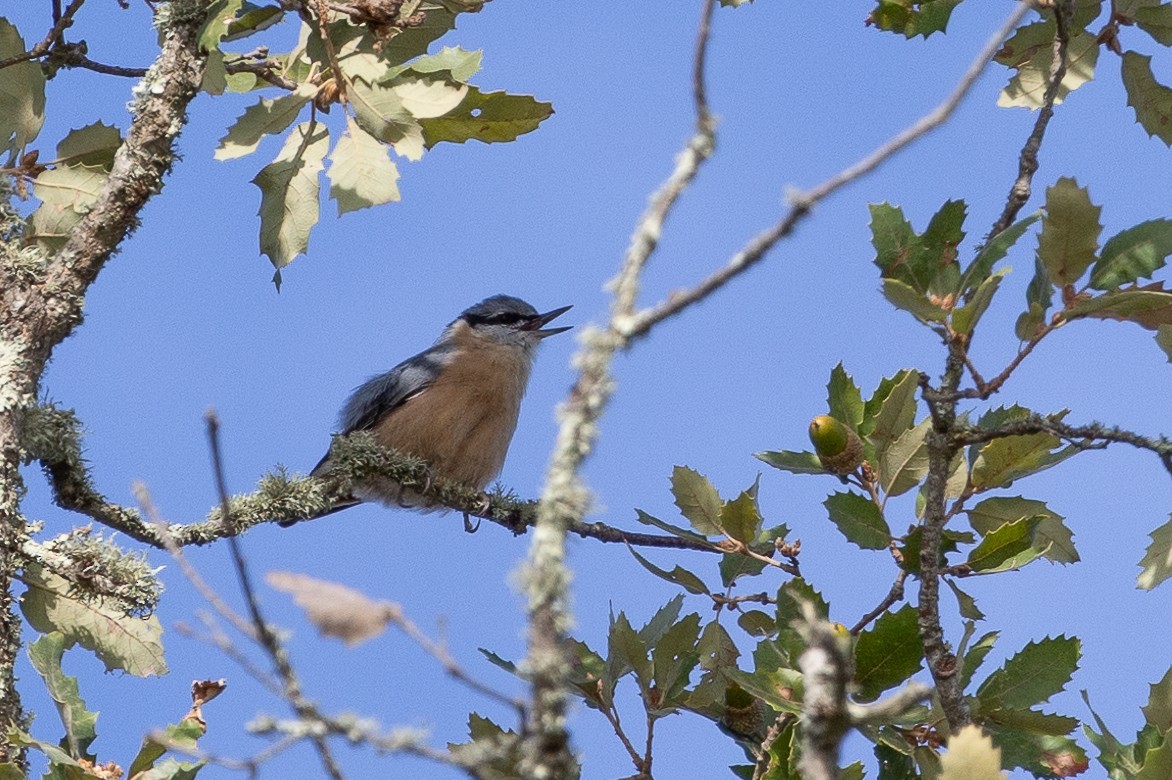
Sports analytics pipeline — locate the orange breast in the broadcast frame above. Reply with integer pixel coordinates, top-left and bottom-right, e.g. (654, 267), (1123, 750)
(370, 325), (533, 489)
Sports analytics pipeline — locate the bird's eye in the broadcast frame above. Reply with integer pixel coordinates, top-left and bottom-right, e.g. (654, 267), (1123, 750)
(487, 311), (526, 325)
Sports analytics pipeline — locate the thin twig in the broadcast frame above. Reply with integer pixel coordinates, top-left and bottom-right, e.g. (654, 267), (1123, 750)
(175, 615), (285, 697)
(204, 411), (346, 780)
(618, 1), (1036, 342)
(0, 0), (86, 70)
(849, 570), (907, 635)
(986, 0), (1072, 240)
(390, 610), (527, 719)
(134, 484), (260, 642)
(600, 701), (644, 772)
(70, 57), (148, 77)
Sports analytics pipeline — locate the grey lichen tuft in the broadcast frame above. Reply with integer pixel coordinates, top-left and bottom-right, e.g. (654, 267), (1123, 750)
(40, 527), (163, 617)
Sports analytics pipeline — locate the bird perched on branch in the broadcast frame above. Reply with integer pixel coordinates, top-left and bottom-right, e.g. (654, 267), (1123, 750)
(305, 294), (572, 519)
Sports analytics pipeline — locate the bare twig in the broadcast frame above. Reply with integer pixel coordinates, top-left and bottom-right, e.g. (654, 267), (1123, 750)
(134, 484), (260, 642)
(849, 570), (907, 635)
(518, 4), (721, 774)
(69, 57), (148, 77)
(954, 416), (1172, 477)
(619, 1), (1037, 341)
(390, 610), (526, 719)
(204, 411), (345, 780)
(175, 614), (284, 697)
(987, 0), (1072, 240)
(0, 0), (86, 70)
(224, 58), (299, 91)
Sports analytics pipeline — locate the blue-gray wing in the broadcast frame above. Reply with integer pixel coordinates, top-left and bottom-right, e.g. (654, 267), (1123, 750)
(337, 344), (452, 433)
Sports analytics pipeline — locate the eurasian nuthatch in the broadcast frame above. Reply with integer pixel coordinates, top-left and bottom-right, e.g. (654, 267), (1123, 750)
(312, 294), (572, 512)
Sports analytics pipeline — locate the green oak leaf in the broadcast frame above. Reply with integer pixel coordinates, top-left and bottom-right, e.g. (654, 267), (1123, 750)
(868, 0), (962, 39)
(1123, 50), (1172, 147)
(1143, 667), (1172, 732)
(420, 87), (553, 148)
(252, 121), (330, 272)
(966, 516), (1049, 573)
(823, 492), (891, 550)
(1159, 324), (1172, 362)
(1016, 255), (1055, 340)
(879, 417), (930, 497)
(1038, 177), (1102, 287)
(968, 496), (1078, 564)
(853, 605), (923, 702)
(638, 595), (684, 647)
(671, 465), (723, 536)
(627, 545), (710, 595)
(327, 117), (401, 215)
(349, 79), (425, 160)
(827, 363), (864, 431)
(1066, 283), (1172, 330)
(607, 611), (651, 689)
(651, 613), (702, 702)
(720, 476), (763, 544)
(946, 578), (985, 621)
(882, 278), (948, 323)
(27, 633), (98, 761)
(960, 211), (1040, 294)
(754, 449), (826, 475)
(632, 508), (709, 543)
(126, 719), (205, 778)
(976, 636), (1080, 710)
(862, 369), (919, 460)
(1090, 219), (1172, 290)
(952, 269), (1007, 336)
(56, 122), (121, 167)
(970, 428), (1076, 491)
(1136, 4), (1172, 45)
(0, 19), (46, 159)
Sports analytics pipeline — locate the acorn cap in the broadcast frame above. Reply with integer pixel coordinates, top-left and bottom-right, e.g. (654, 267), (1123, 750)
(808, 415), (864, 475)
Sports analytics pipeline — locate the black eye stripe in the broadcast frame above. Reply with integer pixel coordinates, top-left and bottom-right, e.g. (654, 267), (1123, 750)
(466, 311), (527, 326)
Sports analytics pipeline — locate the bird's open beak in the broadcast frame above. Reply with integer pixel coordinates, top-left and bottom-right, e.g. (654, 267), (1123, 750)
(525, 304), (573, 338)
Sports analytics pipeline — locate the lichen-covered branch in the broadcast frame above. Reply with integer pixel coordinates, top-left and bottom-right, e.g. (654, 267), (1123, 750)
(796, 604), (930, 780)
(917, 349), (971, 730)
(0, 0), (209, 754)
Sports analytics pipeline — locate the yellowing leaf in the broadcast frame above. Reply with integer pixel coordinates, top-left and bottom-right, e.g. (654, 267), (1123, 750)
(328, 118), (401, 215)
(216, 83), (316, 160)
(392, 78), (469, 119)
(0, 19), (46, 157)
(1038, 177), (1101, 287)
(998, 30), (1098, 110)
(1139, 514), (1172, 590)
(941, 725), (1006, 780)
(20, 563), (167, 677)
(252, 121), (329, 270)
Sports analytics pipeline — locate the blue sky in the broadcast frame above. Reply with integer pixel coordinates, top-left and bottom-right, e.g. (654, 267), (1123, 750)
(8, 1), (1172, 778)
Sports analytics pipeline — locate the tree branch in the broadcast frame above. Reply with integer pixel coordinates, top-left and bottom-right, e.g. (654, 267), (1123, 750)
(617, 1), (1036, 342)
(0, 0), (86, 70)
(0, 0), (209, 756)
(918, 345), (972, 731)
(986, 0), (1072, 241)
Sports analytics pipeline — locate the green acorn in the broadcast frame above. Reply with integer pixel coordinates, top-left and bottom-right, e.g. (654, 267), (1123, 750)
(808, 415), (863, 475)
